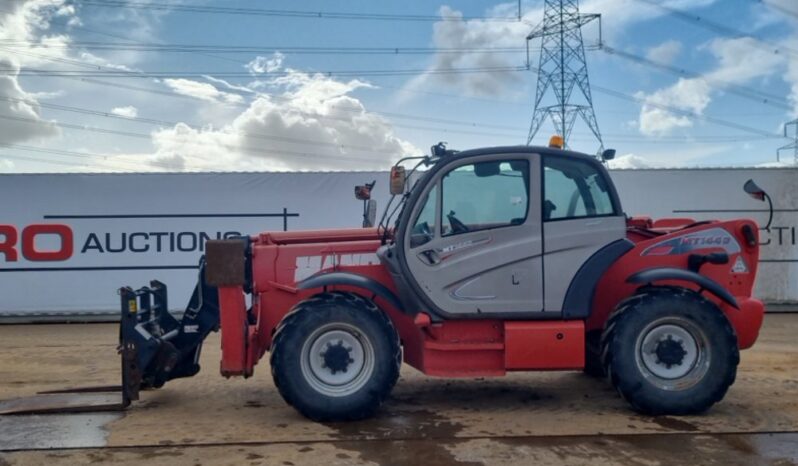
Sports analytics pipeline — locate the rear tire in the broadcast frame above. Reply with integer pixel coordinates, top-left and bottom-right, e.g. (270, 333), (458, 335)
(270, 291), (401, 421)
(601, 287), (739, 415)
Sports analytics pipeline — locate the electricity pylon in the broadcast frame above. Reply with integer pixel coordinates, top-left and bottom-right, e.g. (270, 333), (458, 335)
(777, 119), (797, 164)
(526, 0), (603, 153)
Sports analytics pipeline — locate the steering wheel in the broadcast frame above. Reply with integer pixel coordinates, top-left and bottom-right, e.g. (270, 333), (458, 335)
(417, 221), (432, 237)
(447, 210), (469, 234)
(410, 221), (433, 247)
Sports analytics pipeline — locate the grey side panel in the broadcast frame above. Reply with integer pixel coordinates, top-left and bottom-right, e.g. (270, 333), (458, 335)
(561, 238), (634, 319)
(543, 215), (627, 311)
(297, 272), (405, 313)
(626, 268), (739, 309)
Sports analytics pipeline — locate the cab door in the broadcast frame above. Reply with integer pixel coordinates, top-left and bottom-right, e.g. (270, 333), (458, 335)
(400, 152), (544, 317)
(541, 155), (627, 311)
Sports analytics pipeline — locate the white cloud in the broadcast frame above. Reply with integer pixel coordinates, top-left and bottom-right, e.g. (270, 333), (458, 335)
(28, 89), (64, 100)
(0, 58), (59, 144)
(607, 153), (652, 169)
(757, 160), (796, 168)
(0, 1), (75, 67)
(204, 75), (255, 94)
(142, 71), (418, 171)
(637, 79), (712, 135)
(0, 158), (15, 171)
(0, 1), (72, 145)
(645, 40), (682, 65)
(111, 106), (138, 118)
(403, 5), (529, 97)
(637, 37), (784, 135)
(163, 79), (245, 104)
(246, 52), (285, 74)
(77, 51), (136, 72)
(405, 0), (717, 98)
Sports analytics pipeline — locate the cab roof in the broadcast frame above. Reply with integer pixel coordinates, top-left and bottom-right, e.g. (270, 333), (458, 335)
(446, 145), (599, 164)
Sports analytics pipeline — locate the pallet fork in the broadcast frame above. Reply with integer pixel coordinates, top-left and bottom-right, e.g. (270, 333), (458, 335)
(0, 261), (220, 415)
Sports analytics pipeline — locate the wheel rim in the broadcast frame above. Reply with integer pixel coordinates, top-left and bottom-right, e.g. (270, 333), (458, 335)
(300, 323), (375, 397)
(635, 317), (710, 391)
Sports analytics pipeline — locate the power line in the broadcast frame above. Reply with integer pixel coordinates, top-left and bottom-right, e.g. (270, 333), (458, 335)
(7, 25), (787, 149)
(591, 84), (782, 139)
(602, 46), (793, 110)
(633, 0), (798, 58)
(7, 65), (530, 78)
(0, 152), (100, 171)
(0, 116), (401, 166)
(78, 1), (520, 22)
(759, 0), (798, 20)
(25, 66), (789, 144)
(0, 41), (530, 55)
(2, 95), (781, 144)
(15, 74), (531, 134)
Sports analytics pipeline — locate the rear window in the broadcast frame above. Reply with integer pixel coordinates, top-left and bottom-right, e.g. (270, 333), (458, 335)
(543, 157), (617, 221)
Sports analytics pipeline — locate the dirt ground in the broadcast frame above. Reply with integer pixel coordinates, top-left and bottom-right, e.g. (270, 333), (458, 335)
(0, 314), (796, 465)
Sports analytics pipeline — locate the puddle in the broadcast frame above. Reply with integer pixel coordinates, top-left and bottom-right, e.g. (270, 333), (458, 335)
(493, 432), (798, 465)
(325, 408), (464, 441)
(326, 408), (479, 464)
(0, 413), (121, 450)
(649, 416), (700, 432)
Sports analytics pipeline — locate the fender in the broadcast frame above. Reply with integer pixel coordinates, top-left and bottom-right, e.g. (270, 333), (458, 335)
(562, 238), (635, 318)
(297, 271), (405, 313)
(626, 267), (739, 309)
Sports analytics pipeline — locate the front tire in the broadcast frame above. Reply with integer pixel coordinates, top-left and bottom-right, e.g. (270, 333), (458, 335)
(602, 287), (739, 415)
(270, 292), (401, 421)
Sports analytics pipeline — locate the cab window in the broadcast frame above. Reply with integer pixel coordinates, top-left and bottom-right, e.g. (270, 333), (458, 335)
(440, 160), (529, 237)
(410, 186), (437, 248)
(543, 157), (616, 221)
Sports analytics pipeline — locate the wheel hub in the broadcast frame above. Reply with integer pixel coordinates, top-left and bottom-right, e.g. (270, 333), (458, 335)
(654, 335), (688, 369)
(300, 324), (375, 397)
(321, 340), (355, 375)
(638, 321), (705, 383)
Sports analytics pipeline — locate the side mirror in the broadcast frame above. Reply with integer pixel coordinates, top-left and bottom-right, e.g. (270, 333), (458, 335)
(390, 166), (406, 195)
(743, 179), (765, 201)
(354, 184), (371, 201)
(364, 200), (377, 227)
(743, 179), (773, 231)
(601, 149), (616, 161)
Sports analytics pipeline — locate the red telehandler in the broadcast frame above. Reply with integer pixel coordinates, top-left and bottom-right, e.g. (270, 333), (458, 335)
(1, 142), (769, 421)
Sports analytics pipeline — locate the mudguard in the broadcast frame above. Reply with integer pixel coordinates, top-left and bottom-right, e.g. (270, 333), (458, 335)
(297, 271), (405, 313)
(626, 267), (739, 309)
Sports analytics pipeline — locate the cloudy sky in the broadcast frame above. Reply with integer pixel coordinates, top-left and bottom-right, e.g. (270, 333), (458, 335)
(0, 0), (797, 172)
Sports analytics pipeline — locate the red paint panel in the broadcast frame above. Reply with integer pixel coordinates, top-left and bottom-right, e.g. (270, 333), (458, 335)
(727, 297), (765, 349)
(504, 321), (584, 370)
(411, 320), (506, 377)
(218, 286), (248, 377)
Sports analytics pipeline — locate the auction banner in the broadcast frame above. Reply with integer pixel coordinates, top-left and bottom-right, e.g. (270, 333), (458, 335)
(0, 171), (387, 317)
(0, 167), (795, 317)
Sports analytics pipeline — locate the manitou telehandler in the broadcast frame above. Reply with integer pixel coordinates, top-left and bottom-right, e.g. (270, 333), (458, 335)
(1, 142), (769, 421)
